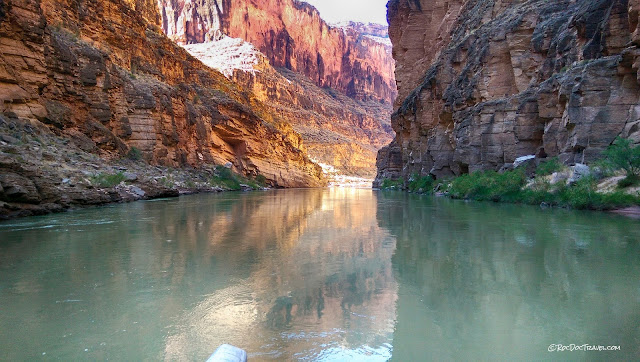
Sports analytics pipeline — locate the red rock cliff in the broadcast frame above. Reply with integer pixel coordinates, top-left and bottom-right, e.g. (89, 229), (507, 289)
(159, 0), (397, 105)
(376, 0), (640, 184)
(0, 0), (325, 187)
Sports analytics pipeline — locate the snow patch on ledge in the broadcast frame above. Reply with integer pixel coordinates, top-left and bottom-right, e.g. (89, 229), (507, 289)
(183, 37), (261, 78)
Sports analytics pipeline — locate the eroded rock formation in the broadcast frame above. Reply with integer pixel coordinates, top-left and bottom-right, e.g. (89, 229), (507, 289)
(376, 0), (640, 184)
(159, 0), (396, 104)
(158, 0), (397, 177)
(0, 0), (325, 188)
(185, 37), (393, 177)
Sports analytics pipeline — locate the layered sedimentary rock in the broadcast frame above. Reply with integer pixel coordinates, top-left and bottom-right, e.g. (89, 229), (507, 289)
(185, 37), (393, 177)
(376, 0), (640, 184)
(0, 0), (325, 188)
(159, 0), (397, 104)
(158, 0), (395, 176)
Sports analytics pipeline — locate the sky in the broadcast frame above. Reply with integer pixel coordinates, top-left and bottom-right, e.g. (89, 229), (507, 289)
(300, 0), (389, 25)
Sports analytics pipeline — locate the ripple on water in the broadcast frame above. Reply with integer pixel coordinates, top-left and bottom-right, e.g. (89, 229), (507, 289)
(0, 224), (57, 232)
(300, 343), (393, 361)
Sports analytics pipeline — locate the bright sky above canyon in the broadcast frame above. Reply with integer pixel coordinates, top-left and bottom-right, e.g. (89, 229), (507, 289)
(300, 0), (389, 25)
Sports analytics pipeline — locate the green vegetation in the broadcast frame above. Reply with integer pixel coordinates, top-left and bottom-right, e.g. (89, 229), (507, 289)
(256, 174), (267, 185)
(209, 166), (268, 191)
(91, 172), (126, 188)
(407, 174), (434, 193)
(618, 175), (640, 189)
(447, 170), (639, 211)
(553, 177), (638, 210)
(536, 157), (564, 176)
(159, 176), (174, 188)
(378, 140), (640, 212)
(126, 146), (142, 161)
(603, 137), (640, 177)
(601, 137), (640, 189)
(210, 167), (241, 190)
(448, 169), (528, 202)
(380, 178), (403, 190)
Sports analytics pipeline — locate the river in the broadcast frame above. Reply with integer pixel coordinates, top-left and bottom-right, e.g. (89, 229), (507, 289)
(0, 189), (638, 360)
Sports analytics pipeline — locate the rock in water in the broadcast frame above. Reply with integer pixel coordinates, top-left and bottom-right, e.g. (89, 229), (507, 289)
(206, 344), (247, 362)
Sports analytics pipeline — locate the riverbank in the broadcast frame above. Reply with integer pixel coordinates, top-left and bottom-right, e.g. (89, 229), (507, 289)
(0, 117), (268, 220)
(378, 160), (640, 215)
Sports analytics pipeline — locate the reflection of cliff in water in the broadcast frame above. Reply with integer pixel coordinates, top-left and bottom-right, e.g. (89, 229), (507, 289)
(164, 189), (398, 360)
(376, 193), (640, 361)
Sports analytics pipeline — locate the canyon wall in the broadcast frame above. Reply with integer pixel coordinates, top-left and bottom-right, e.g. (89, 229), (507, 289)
(158, 0), (396, 177)
(376, 0), (640, 184)
(159, 0), (397, 104)
(185, 37), (393, 177)
(0, 0), (325, 187)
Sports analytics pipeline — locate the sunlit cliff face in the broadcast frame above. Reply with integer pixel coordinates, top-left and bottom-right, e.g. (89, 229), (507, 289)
(157, 0), (396, 177)
(0, 0), (326, 187)
(159, 0), (396, 104)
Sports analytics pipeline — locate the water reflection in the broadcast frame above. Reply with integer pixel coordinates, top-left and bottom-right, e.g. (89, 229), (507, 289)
(376, 193), (640, 361)
(1, 190), (639, 361)
(0, 189), (397, 361)
(161, 188), (397, 361)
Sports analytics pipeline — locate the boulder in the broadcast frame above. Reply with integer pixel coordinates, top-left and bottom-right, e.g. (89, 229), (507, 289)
(123, 172), (138, 181)
(513, 155), (537, 177)
(568, 163), (591, 185)
(550, 171), (570, 185)
(129, 186), (146, 197)
(0, 172), (41, 203)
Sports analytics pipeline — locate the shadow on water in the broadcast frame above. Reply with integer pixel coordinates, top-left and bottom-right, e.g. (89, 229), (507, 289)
(376, 192), (640, 361)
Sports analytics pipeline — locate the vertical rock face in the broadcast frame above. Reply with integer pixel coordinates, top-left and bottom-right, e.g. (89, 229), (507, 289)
(158, 0), (397, 177)
(0, 0), (325, 187)
(376, 0), (640, 184)
(159, 0), (397, 104)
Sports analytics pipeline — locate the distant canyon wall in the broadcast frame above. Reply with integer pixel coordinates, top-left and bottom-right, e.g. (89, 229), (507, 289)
(0, 0), (325, 187)
(158, 0), (397, 105)
(376, 0), (640, 184)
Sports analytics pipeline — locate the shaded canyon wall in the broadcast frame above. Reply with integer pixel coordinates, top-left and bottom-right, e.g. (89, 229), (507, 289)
(376, 0), (640, 184)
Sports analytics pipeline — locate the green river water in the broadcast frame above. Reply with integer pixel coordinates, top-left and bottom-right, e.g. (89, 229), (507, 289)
(0, 188), (639, 361)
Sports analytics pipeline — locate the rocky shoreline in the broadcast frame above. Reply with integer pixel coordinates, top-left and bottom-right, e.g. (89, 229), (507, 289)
(376, 159), (640, 218)
(0, 115), (266, 221)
